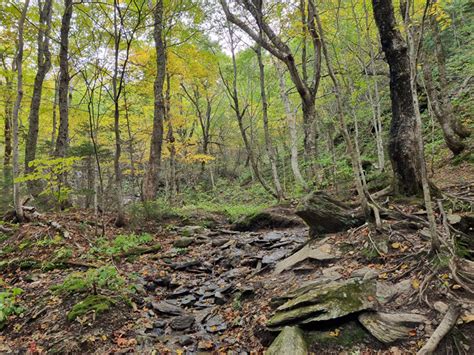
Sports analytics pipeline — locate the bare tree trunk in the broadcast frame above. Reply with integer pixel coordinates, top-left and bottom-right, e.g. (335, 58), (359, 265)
(144, 0), (165, 201)
(2, 73), (13, 169)
(222, 24), (277, 199)
(431, 13), (470, 140)
(25, 0), (53, 194)
(12, 0), (30, 222)
(274, 59), (308, 190)
(256, 44), (284, 200)
(403, 1), (440, 252)
(51, 74), (59, 154)
(372, 0), (423, 196)
(313, 4), (369, 215)
(422, 59), (465, 155)
(54, 0), (73, 158)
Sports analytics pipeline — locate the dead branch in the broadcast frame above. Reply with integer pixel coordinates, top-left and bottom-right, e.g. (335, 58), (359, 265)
(417, 304), (460, 355)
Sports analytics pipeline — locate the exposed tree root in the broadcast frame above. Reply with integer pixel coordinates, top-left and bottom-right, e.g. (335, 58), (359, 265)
(417, 304), (460, 355)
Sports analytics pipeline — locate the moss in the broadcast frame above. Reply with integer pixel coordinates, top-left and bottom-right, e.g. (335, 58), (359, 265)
(67, 295), (113, 321)
(19, 259), (40, 270)
(305, 321), (370, 348)
(268, 280), (376, 327)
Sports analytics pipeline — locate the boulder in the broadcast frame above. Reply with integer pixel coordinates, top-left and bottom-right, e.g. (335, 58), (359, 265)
(173, 237), (194, 248)
(232, 207), (304, 232)
(266, 326), (307, 355)
(296, 191), (365, 237)
(358, 311), (428, 343)
(267, 279), (377, 328)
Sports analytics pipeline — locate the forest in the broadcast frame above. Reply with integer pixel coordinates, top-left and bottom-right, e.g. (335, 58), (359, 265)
(0, 0), (473, 353)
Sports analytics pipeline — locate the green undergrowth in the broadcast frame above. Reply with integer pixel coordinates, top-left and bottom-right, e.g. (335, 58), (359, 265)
(67, 295), (114, 321)
(0, 280), (24, 329)
(88, 233), (154, 257)
(129, 183), (272, 225)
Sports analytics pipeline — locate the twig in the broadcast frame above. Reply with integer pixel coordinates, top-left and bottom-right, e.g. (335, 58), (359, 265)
(417, 304), (460, 355)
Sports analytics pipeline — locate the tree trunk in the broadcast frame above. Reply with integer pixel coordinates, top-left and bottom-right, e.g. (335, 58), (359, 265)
(422, 60), (464, 155)
(256, 44), (284, 200)
(372, 0), (423, 196)
(25, 0), (53, 194)
(144, 0), (165, 202)
(54, 0), (73, 158)
(51, 74), (58, 154)
(3, 75), (13, 169)
(12, 0), (30, 222)
(431, 15), (470, 139)
(274, 60), (308, 190)
(112, 0), (125, 226)
(313, 5), (369, 215)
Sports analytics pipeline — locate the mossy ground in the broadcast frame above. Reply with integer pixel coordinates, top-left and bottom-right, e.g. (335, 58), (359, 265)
(67, 295), (113, 321)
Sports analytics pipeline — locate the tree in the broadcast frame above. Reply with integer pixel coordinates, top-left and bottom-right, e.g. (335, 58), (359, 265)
(12, 0), (30, 221)
(372, 0), (423, 195)
(25, 0), (53, 194)
(54, 0), (73, 158)
(219, 0), (322, 181)
(144, 0), (166, 201)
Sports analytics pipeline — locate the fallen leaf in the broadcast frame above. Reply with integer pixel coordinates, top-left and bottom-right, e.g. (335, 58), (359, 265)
(329, 328), (340, 337)
(409, 329), (417, 337)
(412, 279), (420, 290)
(452, 284), (462, 290)
(461, 314), (474, 323)
(391, 242), (401, 249)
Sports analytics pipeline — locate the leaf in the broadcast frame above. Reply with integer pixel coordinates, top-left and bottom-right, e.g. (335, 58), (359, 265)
(391, 242), (401, 249)
(461, 314), (474, 323)
(329, 328), (340, 337)
(412, 278), (420, 290)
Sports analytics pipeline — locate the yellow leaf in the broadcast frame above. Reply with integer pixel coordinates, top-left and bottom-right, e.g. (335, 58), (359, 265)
(412, 279), (420, 290)
(461, 314), (474, 323)
(378, 273), (388, 279)
(391, 242), (400, 249)
(329, 328), (340, 337)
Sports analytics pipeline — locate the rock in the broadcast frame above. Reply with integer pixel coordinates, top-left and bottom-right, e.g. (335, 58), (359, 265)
(211, 238), (230, 247)
(262, 249), (288, 265)
(170, 259), (201, 270)
(205, 314), (227, 332)
(358, 311), (428, 343)
(274, 238), (340, 274)
(173, 237), (194, 248)
(170, 315), (195, 330)
(321, 266), (343, 280)
(151, 301), (184, 316)
(180, 294), (197, 306)
(266, 326), (307, 355)
(178, 225), (204, 236)
(178, 335), (194, 346)
(153, 320), (167, 328)
(214, 291), (227, 305)
(296, 191), (365, 236)
(232, 207), (304, 231)
(267, 279), (376, 328)
(376, 279), (411, 304)
(433, 301), (449, 314)
(351, 267), (378, 280)
(170, 286), (190, 297)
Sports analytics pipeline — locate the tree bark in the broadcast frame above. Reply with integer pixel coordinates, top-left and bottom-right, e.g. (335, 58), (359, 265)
(256, 44), (284, 200)
(422, 59), (464, 155)
(25, 0), (53, 194)
(144, 0), (165, 201)
(274, 60), (308, 190)
(372, 0), (423, 196)
(54, 0), (73, 158)
(12, 0), (30, 222)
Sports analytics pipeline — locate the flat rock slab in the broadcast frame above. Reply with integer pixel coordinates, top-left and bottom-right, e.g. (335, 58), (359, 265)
(170, 315), (195, 330)
(274, 238), (340, 274)
(266, 326), (307, 355)
(173, 237), (194, 248)
(267, 279), (376, 328)
(358, 311), (428, 343)
(151, 301), (184, 316)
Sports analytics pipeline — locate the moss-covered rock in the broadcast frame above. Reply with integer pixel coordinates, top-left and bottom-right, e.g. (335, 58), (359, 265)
(267, 280), (376, 328)
(232, 207), (303, 232)
(67, 295), (113, 321)
(296, 191), (365, 237)
(266, 326), (307, 355)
